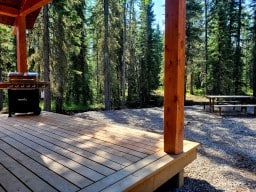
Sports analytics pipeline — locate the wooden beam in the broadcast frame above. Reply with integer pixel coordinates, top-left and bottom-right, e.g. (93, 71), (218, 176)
(164, 0), (186, 154)
(12, 0), (52, 33)
(16, 16), (28, 73)
(19, 0), (52, 17)
(99, 141), (199, 192)
(0, 5), (19, 17)
(11, 0), (52, 72)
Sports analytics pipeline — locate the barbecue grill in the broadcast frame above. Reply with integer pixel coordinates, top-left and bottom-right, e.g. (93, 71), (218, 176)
(0, 72), (48, 117)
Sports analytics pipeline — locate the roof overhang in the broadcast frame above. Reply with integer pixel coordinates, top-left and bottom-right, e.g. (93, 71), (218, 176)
(0, 0), (52, 29)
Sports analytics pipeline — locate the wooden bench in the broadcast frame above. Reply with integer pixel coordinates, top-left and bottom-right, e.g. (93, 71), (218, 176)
(205, 95), (255, 113)
(214, 104), (256, 115)
(203, 101), (240, 111)
(216, 101), (240, 105)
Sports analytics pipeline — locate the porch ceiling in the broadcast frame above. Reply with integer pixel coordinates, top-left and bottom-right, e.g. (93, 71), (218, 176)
(0, 0), (51, 29)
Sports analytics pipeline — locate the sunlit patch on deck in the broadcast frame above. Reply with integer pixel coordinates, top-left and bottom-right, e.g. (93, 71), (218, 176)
(0, 112), (198, 192)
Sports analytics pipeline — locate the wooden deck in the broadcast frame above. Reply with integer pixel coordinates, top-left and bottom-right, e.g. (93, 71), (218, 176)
(0, 112), (199, 192)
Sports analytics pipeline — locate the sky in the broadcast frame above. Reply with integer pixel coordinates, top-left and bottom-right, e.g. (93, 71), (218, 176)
(152, 0), (252, 31)
(152, 0), (165, 30)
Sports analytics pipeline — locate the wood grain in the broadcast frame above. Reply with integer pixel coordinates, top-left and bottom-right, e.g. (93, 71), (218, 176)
(0, 112), (199, 192)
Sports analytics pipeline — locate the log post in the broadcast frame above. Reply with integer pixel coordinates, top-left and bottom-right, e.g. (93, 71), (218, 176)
(16, 15), (28, 73)
(164, 0), (186, 154)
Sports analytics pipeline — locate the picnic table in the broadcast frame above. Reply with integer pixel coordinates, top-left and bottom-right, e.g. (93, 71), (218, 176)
(205, 95), (256, 115)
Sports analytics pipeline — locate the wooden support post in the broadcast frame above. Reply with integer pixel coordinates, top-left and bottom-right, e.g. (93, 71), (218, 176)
(168, 170), (184, 188)
(16, 15), (27, 73)
(164, 0), (186, 154)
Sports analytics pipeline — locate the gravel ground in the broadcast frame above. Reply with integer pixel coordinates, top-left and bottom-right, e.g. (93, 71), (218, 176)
(75, 106), (256, 192)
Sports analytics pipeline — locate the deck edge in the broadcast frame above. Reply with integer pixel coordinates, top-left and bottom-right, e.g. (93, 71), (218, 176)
(101, 140), (199, 192)
(125, 141), (199, 192)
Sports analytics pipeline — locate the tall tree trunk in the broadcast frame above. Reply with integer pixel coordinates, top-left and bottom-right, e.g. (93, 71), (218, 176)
(54, 12), (66, 114)
(253, 43), (256, 97)
(127, 0), (137, 104)
(253, 1), (256, 97)
(43, 5), (51, 111)
(96, 34), (101, 102)
(204, 0), (208, 94)
(104, 0), (111, 110)
(55, 19), (65, 114)
(121, 0), (127, 108)
(0, 68), (3, 111)
(234, 0), (243, 94)
(190, 72), (194, 95)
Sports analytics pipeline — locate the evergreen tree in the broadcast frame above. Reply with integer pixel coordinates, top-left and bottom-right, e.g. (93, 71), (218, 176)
(108, 0), (124, 108)
(43, 5), (51, 111)
(205, 0), (252, 95)
(204, 0), (209, 94)
(137, 0), (161, 105)
(104, 0), (111, 110)
(121, 0), (127, 108)
(66, 0), (92, 107)
(252, 0), (256, 96)
(51, 0), (68, 113)
(0, 25), (15, 110)
(232, 0), (244, 94)
(186, 0), (204, 95)
(89, 0), (105, 105)
(208, 1), (235, 94)
(91, 0), (137, 109)
(127, 0), (139, 105)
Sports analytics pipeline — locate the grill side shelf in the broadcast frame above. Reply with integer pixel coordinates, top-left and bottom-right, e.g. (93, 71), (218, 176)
(0, 82), (49, 89)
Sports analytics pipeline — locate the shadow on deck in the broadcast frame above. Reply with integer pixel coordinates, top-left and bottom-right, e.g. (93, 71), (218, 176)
(0, 112), (198, 192)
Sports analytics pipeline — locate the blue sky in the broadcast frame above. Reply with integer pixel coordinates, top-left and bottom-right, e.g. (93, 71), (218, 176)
(153, 0), (165, 30)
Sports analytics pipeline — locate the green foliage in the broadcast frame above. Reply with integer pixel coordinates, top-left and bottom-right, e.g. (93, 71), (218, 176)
(186, 0), (204, 95)
(252, 0), (256, 96)
(1, 0), (256, 112)
(136, 0), (162, 106)
(0, 24), (16, 72)
(186, 0), (255, 97)
(193, 88), (205, 96)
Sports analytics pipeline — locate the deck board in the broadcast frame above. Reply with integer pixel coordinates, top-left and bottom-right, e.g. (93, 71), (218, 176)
(0, 112), (199, 192)
(1, 132), (104, 182)
(11, 115), (153, 157)
(26, 114), (161, 153)
(0, 140), (80, 192)
(80, 150), (167, 192)
(0, 163), (32, 192)
(0, 124), (126, 170)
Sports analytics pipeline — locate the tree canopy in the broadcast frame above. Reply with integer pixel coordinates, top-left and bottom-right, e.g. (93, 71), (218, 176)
(0, 0), (256, 112)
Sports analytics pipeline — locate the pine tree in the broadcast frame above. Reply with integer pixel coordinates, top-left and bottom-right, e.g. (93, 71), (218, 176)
(51, 0), (68, 113)
(89, 0), (105, 105)
(232, 0), (244, 94)
(66, 1), (92, 107)
(43, 5), (51, 111)
(127, 0), (139, 105)
(205, 0), (251, 95)
(108, 0), (124, 108)
(208, 1), (234, 94)
(137, 0), (160, 105)
(252, 0), (256, 96)
(104, 0), (111, 110)
(91, 0), (130, 109)
(0, 25), (16, 110)
(186, 0), (203, 95)
(121, 0), (127, 108)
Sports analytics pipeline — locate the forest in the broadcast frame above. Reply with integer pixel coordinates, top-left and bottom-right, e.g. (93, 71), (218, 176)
(0, 0), (256, 113)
